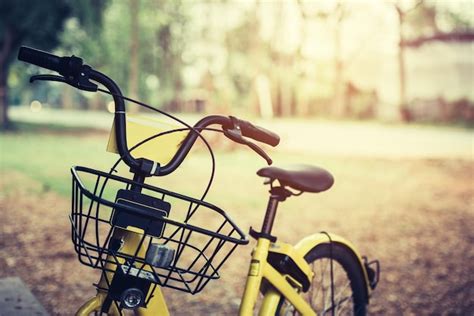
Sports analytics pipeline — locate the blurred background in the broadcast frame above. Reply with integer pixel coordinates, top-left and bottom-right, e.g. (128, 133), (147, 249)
(0, 0), (473, 315)
(1, 0), (474, 124)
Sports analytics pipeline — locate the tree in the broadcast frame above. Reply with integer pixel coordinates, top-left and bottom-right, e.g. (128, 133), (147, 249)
(0, 0), (107, 130)
(297, 0), (351, 117)
(393, 1), (419, 121)
(129, 0), (140, 102)
(331, 2), (347, 117)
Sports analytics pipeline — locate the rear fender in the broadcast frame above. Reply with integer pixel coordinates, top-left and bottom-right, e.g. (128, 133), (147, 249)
(294, 232), (372, 302)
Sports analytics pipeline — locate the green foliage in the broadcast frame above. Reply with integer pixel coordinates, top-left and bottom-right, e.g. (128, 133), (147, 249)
(0, 132), (115, 195)
(0, 0), (70, 64)
(0, 0), (109, 129)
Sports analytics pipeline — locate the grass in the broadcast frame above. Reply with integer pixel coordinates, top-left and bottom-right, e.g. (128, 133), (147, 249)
(0, 131), (116, 196)
(1, 112), (471, 213)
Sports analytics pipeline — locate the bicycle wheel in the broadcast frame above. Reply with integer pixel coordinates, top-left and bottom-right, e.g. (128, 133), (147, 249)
(276, 243), (367, 316)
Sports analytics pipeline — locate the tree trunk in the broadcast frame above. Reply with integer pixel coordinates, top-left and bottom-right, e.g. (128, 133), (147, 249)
(332, 2), (345, 117)
(0, 66), (10, 130)
(0, 27), (12, 130)
(128, 0), (139, 112)
(396, 7), (410, 122)
(333, 58), (344, 116)
(398, 43), (409, 121)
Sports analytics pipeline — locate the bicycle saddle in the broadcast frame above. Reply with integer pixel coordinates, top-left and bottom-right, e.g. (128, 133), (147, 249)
(257, 164), (334, 193)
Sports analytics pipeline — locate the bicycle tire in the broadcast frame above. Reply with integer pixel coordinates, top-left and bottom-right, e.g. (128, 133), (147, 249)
(275, 242), (367, 316)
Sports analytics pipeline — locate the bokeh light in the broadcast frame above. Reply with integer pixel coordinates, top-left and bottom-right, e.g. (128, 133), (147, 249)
(107, 101), (115, 113)
(30, 100), (42, 112)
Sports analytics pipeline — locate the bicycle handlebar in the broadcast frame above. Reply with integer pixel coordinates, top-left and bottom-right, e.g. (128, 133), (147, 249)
(229, 117), (279, 147)
(18, 46), (85, 79)
(18, 47), (62, 72)
(18, 46), (279, 176)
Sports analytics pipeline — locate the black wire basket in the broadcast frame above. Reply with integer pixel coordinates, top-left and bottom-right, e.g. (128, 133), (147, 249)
(70, 166), (248, 295)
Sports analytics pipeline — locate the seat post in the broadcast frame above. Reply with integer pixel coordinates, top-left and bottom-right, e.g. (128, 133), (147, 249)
(261, 196), (279, 235)
(261, 186), (292, 236)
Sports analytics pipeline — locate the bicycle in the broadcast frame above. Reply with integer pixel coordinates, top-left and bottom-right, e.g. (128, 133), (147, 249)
(18, 46), (379, 316)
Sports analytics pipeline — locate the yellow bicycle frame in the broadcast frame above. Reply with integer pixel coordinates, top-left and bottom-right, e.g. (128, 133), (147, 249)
(239, 233), (371, 316)
(75, 231), (370, 315)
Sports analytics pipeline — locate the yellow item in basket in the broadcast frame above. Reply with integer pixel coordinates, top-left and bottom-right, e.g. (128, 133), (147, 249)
(107, 114), (188, 165)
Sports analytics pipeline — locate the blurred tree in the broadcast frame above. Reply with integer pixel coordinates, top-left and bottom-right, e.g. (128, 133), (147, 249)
(393, 0), (422, 121)
(129, 0), (140, 103)
(331, 2), (347, 117)
(0, 1), (69, 130)
(98, 0), (187, 108)
(225, 2), (267, 112)
(297, 0), (352, 117)
(59, 1), (109, 111)
(403, 1), (474, 47)
(0, 0), (107, 130)
(153, 1), (187, 107)
(59, 1), (109, 64)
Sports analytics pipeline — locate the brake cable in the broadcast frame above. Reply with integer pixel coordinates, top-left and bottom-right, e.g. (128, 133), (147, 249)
(107, 126), (223, 207)
(96, 87), (222, 209)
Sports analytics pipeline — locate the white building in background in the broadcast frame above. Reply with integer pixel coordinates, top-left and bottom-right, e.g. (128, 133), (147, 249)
(345, 42), (474, 119)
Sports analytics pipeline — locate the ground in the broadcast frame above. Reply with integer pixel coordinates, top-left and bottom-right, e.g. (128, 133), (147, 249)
(1, 156), (473, 315)
(0, 113), (473, 315)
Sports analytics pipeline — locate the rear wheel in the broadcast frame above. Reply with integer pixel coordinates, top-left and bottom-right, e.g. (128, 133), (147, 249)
(276, 243), (367, 316)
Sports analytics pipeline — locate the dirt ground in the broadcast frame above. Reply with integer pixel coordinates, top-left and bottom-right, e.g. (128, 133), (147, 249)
(1, 157), (473, 315)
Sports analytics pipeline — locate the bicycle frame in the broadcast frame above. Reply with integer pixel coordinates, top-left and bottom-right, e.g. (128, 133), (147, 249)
(75, 230), (370, 315)
(240, 237), (315, 315)
(73, 180), (372, 316)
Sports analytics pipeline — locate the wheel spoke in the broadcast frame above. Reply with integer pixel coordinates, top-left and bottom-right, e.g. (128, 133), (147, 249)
(333, 280), (352, 313)
(312, 259), (355, 316)
(336, 296), (352, 314)
(322, 296), (350, 315)
(315, 258), (330, 309)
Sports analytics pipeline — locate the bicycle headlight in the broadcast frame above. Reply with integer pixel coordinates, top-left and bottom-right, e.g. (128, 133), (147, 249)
(120, 288), (144, 309)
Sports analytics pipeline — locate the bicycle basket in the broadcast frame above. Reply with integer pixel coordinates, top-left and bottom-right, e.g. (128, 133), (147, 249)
(70, 166), (248, 295)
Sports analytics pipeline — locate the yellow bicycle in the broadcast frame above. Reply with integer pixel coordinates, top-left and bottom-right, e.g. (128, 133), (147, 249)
(18, 46), (379, 315)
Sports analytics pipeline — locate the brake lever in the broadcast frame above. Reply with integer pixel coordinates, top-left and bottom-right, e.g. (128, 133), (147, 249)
(247, 141), (273, 165)
(29, 66), (98, 92)
(30, 74), (66, 84)
(223, 128), (273, 165)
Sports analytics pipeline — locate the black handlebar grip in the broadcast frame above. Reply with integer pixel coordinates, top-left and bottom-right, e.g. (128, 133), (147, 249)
(238, 118), (280, 147)
(18, 46), (63, 73)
